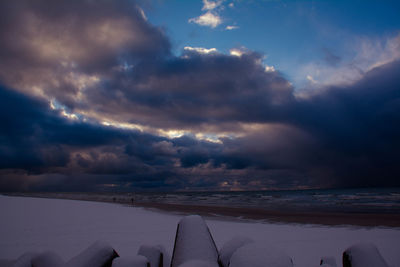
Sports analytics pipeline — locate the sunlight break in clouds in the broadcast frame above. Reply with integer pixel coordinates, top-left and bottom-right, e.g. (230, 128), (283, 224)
(189, 11), (222, 28)
(229, 48), (248, 57)
(265, 65), (275, 72)
(184, 46), (218, 54)
(295, 33), (400, 91)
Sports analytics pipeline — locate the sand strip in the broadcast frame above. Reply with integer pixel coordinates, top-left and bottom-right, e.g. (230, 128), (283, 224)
(134, 201), (400, 227)
(5, 192), (400, 227)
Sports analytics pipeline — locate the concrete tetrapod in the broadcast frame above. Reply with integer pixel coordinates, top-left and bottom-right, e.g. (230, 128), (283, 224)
(343, 243), (389, 267)
(170, 215), (219, 267)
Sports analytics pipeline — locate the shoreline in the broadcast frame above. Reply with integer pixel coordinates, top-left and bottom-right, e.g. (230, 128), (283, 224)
(4, 192), (400, 227)
(132, 201), (400, 227)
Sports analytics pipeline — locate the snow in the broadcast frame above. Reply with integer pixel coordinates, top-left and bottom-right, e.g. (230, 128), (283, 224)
(343, 242), (389, 267)
(0, 260), (15, 267)
(1, 195), (400, 267)
(64, 240), (118, 267)
(229, 242), (293, 267)
(31, 251), (64, 267)
(170, 215), (219, 267)
(11, 253), (38, 267)
(320, 256), (337, 266)
(177, 259), (219, 267)
(218, 236), (254, 267)
(111, 256), (149, 267)
(138, 244), (169, 267)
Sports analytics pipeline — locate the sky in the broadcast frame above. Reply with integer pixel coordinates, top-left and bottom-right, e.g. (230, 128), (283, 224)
(0, 0), (399, 192)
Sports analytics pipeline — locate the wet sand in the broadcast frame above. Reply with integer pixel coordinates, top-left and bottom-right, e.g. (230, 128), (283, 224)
(134, 201), (400, 227)
(5, 192), (400, 227)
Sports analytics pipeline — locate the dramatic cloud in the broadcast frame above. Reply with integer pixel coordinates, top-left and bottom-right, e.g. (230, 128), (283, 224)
(0, 0), (399, 191)
(0, 0), (170, 105)
(292, 60), (400, 187)
(82, 50), (294, 133)
(0, 84), (215, 191)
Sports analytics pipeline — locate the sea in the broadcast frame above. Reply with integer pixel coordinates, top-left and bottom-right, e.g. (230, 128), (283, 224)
(129, 187), (400, 213)
(12, 187), (400, 214)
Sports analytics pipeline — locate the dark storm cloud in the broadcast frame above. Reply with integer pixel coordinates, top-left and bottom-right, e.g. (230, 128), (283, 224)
(0, 84), (226, 191)
(1, 59), (400, 190)
(84, 51), (294, 131)
(0, 0), (170, 108)
(0, 0), (170, 66)
(0, 0), (293, 131)
(290, 60), (400, 187)
(0, 0), (399, 191)
(164, 61), (400, 188)
(0, 85), (127, 170)
(0, 85), (179, 191)
(217, 61), (400, 188)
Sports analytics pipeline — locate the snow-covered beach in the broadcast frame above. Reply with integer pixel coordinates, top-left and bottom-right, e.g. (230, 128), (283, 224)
(1, 195), (400, 267)
(8, 190), (400, 227)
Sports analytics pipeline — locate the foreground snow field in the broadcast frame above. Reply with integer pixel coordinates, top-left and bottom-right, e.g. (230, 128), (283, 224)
(0, 195), (399, 267)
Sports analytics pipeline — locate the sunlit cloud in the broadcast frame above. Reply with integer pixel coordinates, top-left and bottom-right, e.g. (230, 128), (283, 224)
(190, 0), (236, 30)
(184, 46), (218, 54)
(61, 110), (79, 120)
(225, 25), (239, 30)
(361, 33), (400, 70)
(137, 7), (147, 21)
(229, 48), (248, 57)
(157, 129), (187, 139)
(101, 121), (144, 131)
(202, 0), (224, 11)
(189, 11), (222, 28)
(306, 75), (318, 84)
(219, 180), (245, 191)
(294, 33), (400, 92)
(49, 99), (80, 120)
(265, 65), (275, 72)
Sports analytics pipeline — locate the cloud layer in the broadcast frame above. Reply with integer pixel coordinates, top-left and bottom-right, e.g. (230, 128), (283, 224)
(0, 0), (399, 191)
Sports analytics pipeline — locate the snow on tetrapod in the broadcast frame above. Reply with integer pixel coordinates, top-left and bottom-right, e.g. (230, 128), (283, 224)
(218, 236), (254, 267)
(170, 215), (219, 267)
(343, 242), (389, 267)
(229, 242), (293, 267)
(64, 240), (118, 267)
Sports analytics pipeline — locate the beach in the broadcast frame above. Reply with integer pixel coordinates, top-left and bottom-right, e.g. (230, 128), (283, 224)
(129, 202), (400, 227)
(1, 194), (400, 267)
(7, 190), (400, 227)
